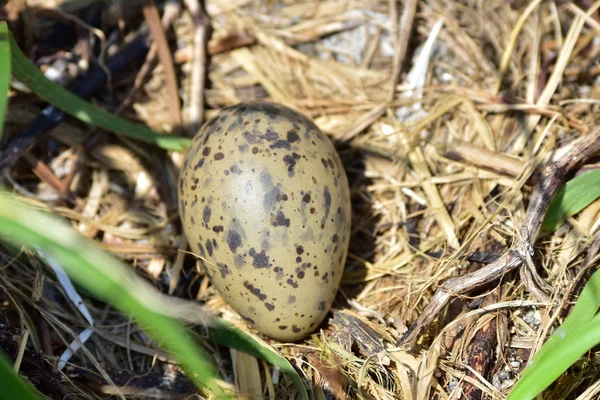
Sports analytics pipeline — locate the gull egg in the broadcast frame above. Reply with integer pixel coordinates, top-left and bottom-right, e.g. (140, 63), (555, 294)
(178, 102), (351, 341)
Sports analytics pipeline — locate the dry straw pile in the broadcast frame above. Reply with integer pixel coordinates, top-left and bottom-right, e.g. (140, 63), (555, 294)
(2, 0), (600, 399)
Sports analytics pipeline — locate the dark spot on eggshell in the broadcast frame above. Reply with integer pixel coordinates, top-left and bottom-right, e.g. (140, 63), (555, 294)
(287, 130), (300, 143)
(263, 186), (281, 211)
(179, 102), (350, 341)
(270, 210), (290, 227)
(217, 263), (230, 278)
(227, 231), (242, 252)
(321, 186), (332, 227)
(282, 155), (297, 177)
(260, 170), (273, 186)
(203, 206), (212, 224)
(287, 278), (299, 288)
(244, 131), (258, 143)
(271, 140), (291, 150)
(196, 242), (205, 257)
(249, 248), (270, 269)
(194, 158), (205, 170)
(244, 281), (267, 301)
(235, 254), (245, 268)
(264, 130), (279, 141)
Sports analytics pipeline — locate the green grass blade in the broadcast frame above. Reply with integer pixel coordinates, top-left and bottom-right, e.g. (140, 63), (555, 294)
(0, 192), (310, 398)
(0, 351), (41, 400)
(507, 314), (600, 400)
(0, 192), (228, 399)
(528, 268), (600, 370)
(209, 319), (309, 400)
(542, 170), (600, 232)
(0, 22), (11, 142)
(555, 267), (600, 334)
(6, 27), (191, 152)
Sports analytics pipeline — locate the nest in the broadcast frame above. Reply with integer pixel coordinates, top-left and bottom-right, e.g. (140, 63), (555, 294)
(1, 0), (600, 399)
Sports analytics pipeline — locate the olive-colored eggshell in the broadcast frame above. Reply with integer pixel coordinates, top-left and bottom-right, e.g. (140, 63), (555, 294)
(178, 102), (351, 341)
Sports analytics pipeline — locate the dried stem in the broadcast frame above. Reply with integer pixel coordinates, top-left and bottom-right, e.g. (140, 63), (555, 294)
(399, 125), (600, 350)
(141, 0), (182, 126)
(184, 0), (210, 134)
(116, 2), (181, 116)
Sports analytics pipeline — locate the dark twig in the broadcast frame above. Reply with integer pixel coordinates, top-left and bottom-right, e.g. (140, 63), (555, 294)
(398, 126), (600, 350)
(21, 153), (73, 202)
(115, 2), (181, 116)
(207, 30), (255, 55)
(0, 30), (151, 173)
(388, 0), (418, 102)
(463, 288), (500, 400)
(142, 0), (181, 126)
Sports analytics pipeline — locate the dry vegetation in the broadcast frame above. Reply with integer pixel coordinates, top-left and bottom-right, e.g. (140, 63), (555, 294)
(2, 0), (600, 399)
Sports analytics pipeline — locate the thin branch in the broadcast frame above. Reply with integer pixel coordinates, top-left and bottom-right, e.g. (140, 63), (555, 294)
(116, 1), (181, 116)
(142, 0), (181, 127)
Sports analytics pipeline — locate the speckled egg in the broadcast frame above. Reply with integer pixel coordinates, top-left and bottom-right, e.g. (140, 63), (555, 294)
(178, 102), (351, 341)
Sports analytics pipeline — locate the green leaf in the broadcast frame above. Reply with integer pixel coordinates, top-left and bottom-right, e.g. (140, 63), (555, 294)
(0, 351), (41, 400)
(542, 170), (600, 232)
(508, 268), (600, 399)
(553, 266), (600, 336)
(0, 22), (11, 142)
(0, 192), (310, 399)
(507, 312), (600, 400)
(516, 171), (600, 398)
(6, 26), (191, 152)
(209, 319), (309, 400)
(0, 192), (228, 399)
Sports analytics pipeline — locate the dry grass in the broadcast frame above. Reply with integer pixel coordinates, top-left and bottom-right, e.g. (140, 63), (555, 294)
(2, 0), (600, 399)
